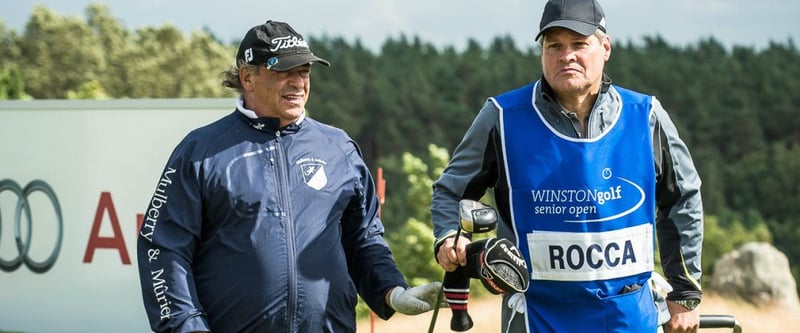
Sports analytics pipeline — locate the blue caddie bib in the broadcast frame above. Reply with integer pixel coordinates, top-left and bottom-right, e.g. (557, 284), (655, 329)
(492, 82), (658, 332)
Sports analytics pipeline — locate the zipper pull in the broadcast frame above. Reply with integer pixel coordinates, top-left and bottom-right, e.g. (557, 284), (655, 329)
(268, 146), (276, 165)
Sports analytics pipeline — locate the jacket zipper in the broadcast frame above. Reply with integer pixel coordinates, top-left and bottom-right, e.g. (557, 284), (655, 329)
(274, 130), (297, 332)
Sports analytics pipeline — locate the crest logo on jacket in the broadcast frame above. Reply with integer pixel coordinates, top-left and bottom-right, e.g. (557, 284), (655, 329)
(297, 158), (328, 190)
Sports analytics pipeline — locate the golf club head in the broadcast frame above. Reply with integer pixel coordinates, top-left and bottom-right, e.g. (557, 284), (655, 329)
(458, 199), (498, 233)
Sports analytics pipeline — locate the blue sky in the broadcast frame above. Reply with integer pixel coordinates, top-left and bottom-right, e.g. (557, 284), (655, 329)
(2, 0), (798, 52)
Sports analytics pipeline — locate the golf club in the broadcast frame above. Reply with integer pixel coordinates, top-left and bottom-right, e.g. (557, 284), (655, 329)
(429, 199), (499, 333)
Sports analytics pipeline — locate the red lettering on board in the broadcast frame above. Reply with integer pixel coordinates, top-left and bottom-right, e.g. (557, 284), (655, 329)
(83, 192), (131, 264)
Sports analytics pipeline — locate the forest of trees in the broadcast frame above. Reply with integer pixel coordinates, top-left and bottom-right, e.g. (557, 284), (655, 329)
(2, 4), (798, 301)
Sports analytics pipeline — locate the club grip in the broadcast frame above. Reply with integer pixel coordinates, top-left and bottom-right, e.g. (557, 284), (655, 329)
(699, 314), (741, 333)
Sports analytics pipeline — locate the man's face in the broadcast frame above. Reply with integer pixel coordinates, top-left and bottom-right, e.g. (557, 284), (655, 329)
(242, 64), (311, 126)
(540, 27), (610, 98)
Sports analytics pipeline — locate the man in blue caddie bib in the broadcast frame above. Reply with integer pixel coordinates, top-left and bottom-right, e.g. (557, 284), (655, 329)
(431, 1), (704, 332)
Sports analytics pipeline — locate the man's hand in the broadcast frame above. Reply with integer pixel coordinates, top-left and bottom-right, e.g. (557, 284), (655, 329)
(664, 300), (700, 333)
(387, 282), (443, 315)
(436, 235), (471, 272)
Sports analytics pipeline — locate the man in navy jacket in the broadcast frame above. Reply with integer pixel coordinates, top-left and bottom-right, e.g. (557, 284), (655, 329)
(137, 20), (440, 333)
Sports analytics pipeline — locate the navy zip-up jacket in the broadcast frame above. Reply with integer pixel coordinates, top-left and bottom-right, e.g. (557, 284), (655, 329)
(137, 108), (406, 333)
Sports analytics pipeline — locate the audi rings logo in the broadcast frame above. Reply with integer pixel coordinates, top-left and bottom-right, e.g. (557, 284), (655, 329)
(0, 179), (63, 273)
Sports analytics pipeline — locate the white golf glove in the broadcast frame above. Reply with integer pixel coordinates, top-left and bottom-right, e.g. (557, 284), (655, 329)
(388, 281), (442, 315)
(507, 292), (526, 314)
(505, 293), (527, 333)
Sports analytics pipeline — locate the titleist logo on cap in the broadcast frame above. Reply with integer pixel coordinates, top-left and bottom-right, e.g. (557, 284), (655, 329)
(270, 36), (309, 52)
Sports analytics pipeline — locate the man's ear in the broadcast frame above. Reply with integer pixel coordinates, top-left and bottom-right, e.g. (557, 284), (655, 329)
(239, 66), (255, 92)
(603, 35), (612, 61)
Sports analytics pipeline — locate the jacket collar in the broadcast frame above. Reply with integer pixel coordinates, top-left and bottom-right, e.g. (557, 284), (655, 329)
(235, 96), (302, 134)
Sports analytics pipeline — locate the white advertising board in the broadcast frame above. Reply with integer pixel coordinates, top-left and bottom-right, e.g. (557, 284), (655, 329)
(0, 99), (231, 333)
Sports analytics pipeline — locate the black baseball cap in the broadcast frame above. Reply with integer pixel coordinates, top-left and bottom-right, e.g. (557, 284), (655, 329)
(535, 0), (606, 41)
(236, 20), (330, 71)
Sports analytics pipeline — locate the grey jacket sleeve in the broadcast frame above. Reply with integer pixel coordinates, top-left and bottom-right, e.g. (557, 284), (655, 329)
(650, 97), (704, 301)
(431, 101), (500, 248)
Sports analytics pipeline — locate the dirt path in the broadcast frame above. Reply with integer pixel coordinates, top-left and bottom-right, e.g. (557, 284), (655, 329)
(357, 293), (799, 333)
